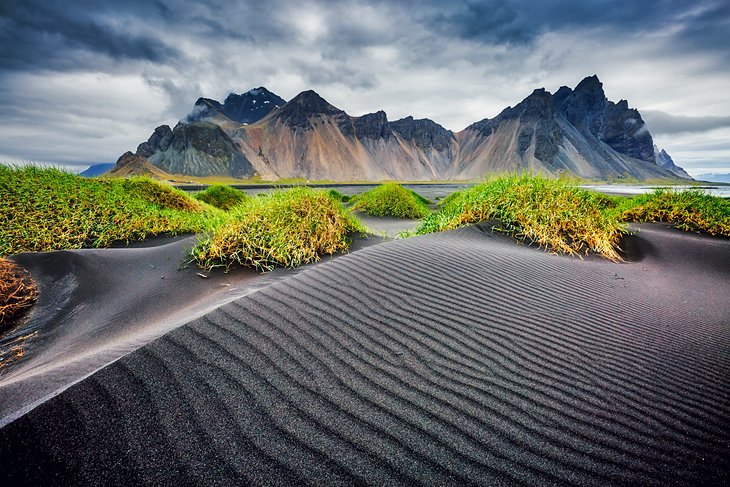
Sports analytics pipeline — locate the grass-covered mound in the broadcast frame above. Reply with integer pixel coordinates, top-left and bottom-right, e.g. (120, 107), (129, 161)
(123, 178), (204, 212)
(0, 166), (222, 255)
(351, 183), (431, 219)
(417, 175), (625, 260)
(326, 189), (350, 203)
(621, 189), (730, 236)
(0, 259), (37, 333)
(192, 188), (363, 271)
(194, 184), (249, 211)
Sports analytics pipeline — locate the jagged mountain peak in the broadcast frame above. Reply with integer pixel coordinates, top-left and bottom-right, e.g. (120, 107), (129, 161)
(654, 144), (692, 179)
(574, 74), (603, 92)
(467, 87), (554, 135)
(272, 90), (348, 130)
(183, 87), (285, 125)
(285, 90), (343, 114)
(389, 116), (454, 152)
(518, 89), (554, 115)
(563, 75), (607, 111)
(222, 87), (285, 107)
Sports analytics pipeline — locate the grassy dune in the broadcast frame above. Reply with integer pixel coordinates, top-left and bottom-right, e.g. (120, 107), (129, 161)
(192, 187), (363, 271)
(0, 166), (223, 256)
(620, 188), (730, 236)
(417, 175), (626, 260)
(351, 183), (431, 218)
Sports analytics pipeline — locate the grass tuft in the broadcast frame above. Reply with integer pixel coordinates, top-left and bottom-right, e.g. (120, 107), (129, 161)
(194, 184), (249, 211)
(409, 190), (432, 206)
(620, 189), (730, 236)
(326, 189), (350, 203)
(417, 174), (625, 260)
(0, 166), (223, 255)
(351, 183), (431, 219)
(0, 259), (37, 333)
(192, 187), (364, 271)
(438, 190), (462, 207)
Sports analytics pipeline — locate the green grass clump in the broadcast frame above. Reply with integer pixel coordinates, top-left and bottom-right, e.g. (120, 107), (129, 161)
(620, 189), (730, 236)
(192, 187), (364, 271)
(351, 183), (431, 219)
(409, 189), (432, 206)
(194, 184), (249, 210)
(0, 166), (223, 256)
(123, 177), (205, 212)
(417, 174), (625, 260)
(438, 190), (462, 207)
(326, 189), (350, 203)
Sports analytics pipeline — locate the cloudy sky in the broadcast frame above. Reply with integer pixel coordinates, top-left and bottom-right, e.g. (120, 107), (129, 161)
(1, 0), (729, 176)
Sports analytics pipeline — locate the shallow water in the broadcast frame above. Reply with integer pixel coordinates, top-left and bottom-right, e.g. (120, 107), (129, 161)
(581, 184), (730, 197)
(236, 183), (472, 201)
(182, 182), (730, 198)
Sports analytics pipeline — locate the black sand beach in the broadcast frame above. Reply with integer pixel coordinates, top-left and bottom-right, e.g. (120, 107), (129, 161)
(1, 223), (729, 485)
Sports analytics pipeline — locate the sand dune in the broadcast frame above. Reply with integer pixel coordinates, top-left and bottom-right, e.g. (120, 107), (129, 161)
(1, 223), (729, 485)
(0, 236), (290, 426)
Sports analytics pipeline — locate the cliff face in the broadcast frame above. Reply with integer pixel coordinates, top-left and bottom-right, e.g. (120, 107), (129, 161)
(134, 122), (256, 178)
(118, 76), (679, 181)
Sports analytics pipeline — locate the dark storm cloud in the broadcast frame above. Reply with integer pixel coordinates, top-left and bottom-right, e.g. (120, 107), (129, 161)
(423, 0), (724, 46)
(643, 111), (730, 135)
(0, 1), (182, 71)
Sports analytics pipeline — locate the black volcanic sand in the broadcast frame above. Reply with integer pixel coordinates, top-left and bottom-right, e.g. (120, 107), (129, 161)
(0, 234), (383, 426)
(1, 223), (729, 485)
(354, 211), (422, 238)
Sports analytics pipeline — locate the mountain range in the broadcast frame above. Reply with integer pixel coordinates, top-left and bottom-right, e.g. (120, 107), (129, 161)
(113, 76), (690, 181)
(695, 173), (730, 183)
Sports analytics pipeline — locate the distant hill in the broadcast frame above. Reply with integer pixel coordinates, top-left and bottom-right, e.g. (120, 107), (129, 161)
(696, 173), (730, 183)
(79, 163), (115, 177)
(117, 76), (679, 181)
(108, 152), (173, 179)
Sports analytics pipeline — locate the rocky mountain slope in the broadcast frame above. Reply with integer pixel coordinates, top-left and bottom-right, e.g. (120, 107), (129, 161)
(118, 76), (681, 181)
(654, 145), (692, 179)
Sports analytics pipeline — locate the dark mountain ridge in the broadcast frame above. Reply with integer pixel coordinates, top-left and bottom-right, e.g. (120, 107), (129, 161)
(119, 76), (688, 181)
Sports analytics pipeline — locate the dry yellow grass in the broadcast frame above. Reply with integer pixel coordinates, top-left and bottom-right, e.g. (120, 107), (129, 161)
(1, 258), (38, 333)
